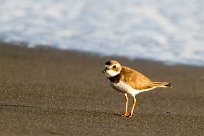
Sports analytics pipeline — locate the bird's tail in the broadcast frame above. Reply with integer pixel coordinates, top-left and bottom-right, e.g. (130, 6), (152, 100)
(152, 82), (172, 88)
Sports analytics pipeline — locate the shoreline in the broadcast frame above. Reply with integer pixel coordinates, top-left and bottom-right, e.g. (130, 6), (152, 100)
(2, 41), (204, 69)
(0, 42), (204, 136)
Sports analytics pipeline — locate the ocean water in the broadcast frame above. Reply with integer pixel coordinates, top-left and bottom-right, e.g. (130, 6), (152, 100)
(0, 0), (204, 66)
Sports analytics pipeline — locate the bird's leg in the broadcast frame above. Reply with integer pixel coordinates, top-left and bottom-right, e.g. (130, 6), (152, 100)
(122, 93), (130, 116)
(128, 96), (136, 117)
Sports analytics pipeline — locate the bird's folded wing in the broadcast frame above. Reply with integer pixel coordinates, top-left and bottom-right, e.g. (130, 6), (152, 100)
(121, 66), (154, 90)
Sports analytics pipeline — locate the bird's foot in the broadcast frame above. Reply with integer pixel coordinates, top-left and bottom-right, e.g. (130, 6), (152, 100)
(121, 112), (132, 117)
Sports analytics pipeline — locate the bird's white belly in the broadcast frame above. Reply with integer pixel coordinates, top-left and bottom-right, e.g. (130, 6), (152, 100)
(110, 81), (140, 96)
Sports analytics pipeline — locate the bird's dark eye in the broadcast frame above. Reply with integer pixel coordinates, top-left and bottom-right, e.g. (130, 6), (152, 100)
(113, 65), (116, 68)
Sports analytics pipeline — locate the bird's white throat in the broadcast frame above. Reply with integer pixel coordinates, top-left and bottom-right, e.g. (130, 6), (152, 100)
(106, 70), (120, 77)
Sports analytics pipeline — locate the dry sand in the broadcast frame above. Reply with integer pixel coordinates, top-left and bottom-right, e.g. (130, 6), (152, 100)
(0, 43), (204, 136)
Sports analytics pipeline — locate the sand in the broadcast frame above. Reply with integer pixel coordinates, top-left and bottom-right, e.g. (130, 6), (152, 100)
(0, 42), (204, 136)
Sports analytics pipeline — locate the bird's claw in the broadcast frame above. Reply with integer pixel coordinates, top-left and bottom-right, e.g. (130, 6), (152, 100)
(121, 112), (132, 117)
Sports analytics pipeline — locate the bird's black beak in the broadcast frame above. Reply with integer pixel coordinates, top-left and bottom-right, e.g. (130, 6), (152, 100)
(102, 68), (108, 73)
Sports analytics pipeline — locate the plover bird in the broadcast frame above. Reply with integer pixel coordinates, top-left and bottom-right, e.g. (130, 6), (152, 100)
(103, 60), (172, 117)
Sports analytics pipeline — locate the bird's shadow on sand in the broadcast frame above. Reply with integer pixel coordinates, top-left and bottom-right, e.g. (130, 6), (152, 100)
(0, 104), (35, 108)
(0, 103), (138, 119)
(0, 103), (112, 115)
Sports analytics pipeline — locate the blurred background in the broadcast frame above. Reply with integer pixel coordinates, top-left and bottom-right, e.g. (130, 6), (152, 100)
(0, 0), (203, 66)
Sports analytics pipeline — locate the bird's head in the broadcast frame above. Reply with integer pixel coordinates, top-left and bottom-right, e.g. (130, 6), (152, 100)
(103, 60), (122, 77)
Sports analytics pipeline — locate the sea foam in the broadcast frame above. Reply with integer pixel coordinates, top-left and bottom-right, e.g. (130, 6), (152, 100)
(0, 0), (204, 66)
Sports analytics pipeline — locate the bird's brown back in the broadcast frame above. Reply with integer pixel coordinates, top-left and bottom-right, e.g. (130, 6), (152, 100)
(120, 66), (154, 90)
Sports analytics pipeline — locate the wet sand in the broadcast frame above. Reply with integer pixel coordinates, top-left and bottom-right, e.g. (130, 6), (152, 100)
(0, 43), (204, 136)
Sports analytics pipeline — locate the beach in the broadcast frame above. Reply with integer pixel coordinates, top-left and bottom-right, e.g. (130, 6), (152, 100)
(0, 42), (204, 136)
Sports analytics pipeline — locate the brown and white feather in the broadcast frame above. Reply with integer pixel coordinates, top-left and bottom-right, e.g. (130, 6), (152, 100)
(103, 60), (171, 96)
